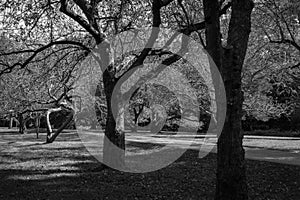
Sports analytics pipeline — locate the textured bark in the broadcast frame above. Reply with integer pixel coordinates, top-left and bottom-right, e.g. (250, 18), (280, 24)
(215, 1), (254, 199)
(203, 0), (254, 199)
(101, 70), (125, 169)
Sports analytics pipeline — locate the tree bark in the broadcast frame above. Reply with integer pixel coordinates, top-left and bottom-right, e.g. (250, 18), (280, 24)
(203, 0), (254, 199)
(217, 0), (254, 199)
(100, 70), (125, 169)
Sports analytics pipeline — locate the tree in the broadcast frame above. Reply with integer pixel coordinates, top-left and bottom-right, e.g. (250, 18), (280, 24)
(0, 32), (79, 137)
(203, 0), (254, 199)
(241, 0), (300, 123)
(0, 0), (251, 196)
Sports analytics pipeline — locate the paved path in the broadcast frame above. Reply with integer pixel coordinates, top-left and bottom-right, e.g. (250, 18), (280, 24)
(126, 133), (300, 166)
(1, 128), (300, 166)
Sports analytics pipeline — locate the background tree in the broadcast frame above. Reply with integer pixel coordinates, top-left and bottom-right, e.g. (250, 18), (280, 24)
(242, 0), (300, 129)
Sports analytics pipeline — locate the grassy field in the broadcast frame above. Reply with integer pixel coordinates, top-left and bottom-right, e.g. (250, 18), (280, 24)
(0, 129), (299, 199)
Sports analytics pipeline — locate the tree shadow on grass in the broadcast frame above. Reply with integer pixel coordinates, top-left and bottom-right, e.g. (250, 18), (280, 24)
(0, 128), (300, 200)
(0, 149), (216, 200)
(0, 148), (299, 200)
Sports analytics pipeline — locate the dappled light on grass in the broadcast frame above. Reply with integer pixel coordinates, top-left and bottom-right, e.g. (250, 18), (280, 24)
(0, 129), (299, 199)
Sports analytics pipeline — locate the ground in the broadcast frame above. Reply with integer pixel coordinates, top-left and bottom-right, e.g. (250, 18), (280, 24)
(0, 128), (299, 199)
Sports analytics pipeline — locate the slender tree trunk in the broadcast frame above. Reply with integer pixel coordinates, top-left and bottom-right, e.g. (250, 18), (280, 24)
(9, 113), (13, 129)
(203, 0), (224, 135)
(46, 107), (74, 143)
(203, 0), (254, 199)
(46, 107), (61, 139)
(35, 115), (40, 139)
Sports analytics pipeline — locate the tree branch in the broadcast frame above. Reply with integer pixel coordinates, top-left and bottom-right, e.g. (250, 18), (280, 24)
(60, 0), (103, 42)
(179, 1), (232, 34)
(73, 0), (100, 32)
(0, 40), (89, 76)
(269, 39), (300, 52)
(117, 0), (163, 80)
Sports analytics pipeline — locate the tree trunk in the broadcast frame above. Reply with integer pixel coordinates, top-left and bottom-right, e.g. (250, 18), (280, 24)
(46, 107), (61, 139)
(203, 0), (254, 199)
(217, 1), (254, 199)
(18, 113), (26, 134)
(96, 70), (125, 169)
(216, 48), (248, 199)
(35, 115), (40, 139)
(203, 0), (224, 135)
(9, 113), (13, 129)
(101, 70), (125, 169)
(46, 107), (74, 143)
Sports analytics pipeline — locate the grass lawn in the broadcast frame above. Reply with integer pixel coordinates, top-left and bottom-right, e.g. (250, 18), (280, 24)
(0, 129), (299, 199)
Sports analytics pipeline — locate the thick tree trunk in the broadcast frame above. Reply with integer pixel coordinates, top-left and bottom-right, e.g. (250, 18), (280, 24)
(216, 47), (248, 199)
(203, 0), (254, 199)
(101, 70), (125, 169)
(216, 2), (254, 199)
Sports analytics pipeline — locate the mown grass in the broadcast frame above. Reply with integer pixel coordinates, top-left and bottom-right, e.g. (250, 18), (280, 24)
(0, 128), (299, 199)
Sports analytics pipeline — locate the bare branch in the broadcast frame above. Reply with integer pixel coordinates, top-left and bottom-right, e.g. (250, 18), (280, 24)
(60, 0), (104, 42)
(179, 2), (231, 34)
(117, 0), (163, 80)
(0, 40), (89, 76)
(178, 0), (190, 27)
(269, 38), (300, 52)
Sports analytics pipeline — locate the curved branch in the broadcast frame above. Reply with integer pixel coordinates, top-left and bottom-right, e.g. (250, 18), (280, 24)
(60, 0), (104, 43)
(0, 40), (90, 76)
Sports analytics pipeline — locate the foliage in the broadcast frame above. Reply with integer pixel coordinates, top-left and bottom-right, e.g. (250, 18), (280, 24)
(242, 0), (300, 121)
